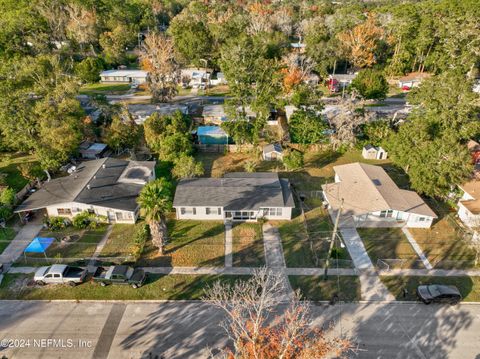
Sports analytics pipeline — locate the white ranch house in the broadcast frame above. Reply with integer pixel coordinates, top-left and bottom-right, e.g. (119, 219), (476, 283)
(322, 163), (437, 228)
(173, 173), (295, 221)
(100, 69), (149, 84)
(457, 180), (480, 228)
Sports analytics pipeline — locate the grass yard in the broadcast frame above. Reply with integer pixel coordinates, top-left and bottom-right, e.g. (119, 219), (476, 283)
(99, 224), (138, 258)
(277, 206), (350, 268)
(357, 228), (424, 269)
(380, 276), (480, 302)
(408, 216), (478, 269)
(18, 226), (109, 264)
(0, 227), (16, 253)
(289, 275), (361, 302)
(137, 220), (225, 267)
(0, 273), (250, 300)
(232, 222), (264, 266)
(79, 83), (131, 95)
(0, 152), (39, 191)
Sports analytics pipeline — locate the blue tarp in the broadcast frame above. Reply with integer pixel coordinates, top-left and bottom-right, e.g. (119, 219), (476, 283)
(24, 237), (55, 253)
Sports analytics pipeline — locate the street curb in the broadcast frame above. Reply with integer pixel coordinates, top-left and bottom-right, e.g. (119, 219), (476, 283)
(1, 299), (479, 305)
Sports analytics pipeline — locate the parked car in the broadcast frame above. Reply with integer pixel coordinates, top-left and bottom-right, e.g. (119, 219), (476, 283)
(34, 265), (87, 286)
(416, 284), (462, 305)
(92, 265), (146, 289)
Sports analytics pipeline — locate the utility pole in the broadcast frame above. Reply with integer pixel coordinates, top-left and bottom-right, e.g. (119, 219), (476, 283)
(324, 198), (344, 280)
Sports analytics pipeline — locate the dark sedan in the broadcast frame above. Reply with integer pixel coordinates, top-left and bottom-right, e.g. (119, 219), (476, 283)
(417, 284), (462, 305)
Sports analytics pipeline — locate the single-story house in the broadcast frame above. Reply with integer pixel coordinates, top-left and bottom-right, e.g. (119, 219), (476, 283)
(322, 163), (437, 228)
(78, 141), (109, 159)
(100, 69), (149, 84)
(329, 73), (357, 91)
(457, 180), (480, 228)
(15, 158), (156, 224)
(202, 105), (228, 124)
(173, 172), (295, 221)
(362, 144), (388, 160)
(197, 126), (229, 145)
(180, 68), (211, 87)
(211, 72), (227, 86)
(128, 104), (189, 125)
(397, 72), (431, 89)
(263, 144), (283, 161)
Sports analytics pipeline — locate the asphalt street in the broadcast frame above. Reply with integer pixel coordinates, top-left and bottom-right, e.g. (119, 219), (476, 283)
(0, 301), (479, 359)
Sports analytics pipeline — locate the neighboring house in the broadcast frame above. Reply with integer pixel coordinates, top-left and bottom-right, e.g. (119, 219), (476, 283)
(14, 158), (156, 224)
(362, 144), (388, 160)
(397, 72), (431, 89)
(457, 180), (480, 228)
(128, 104), (189, 125)
(329, 73), (357, 91)
(197, 126), (229, 145)
(79, 141), (109, 160)
(180, 68), (211, 87)
(100, 69), (149, 84)
(263, 144), (283, 161)
(290, 42), (306, 52)
(322, 163), (437, 228)
(211, 72), (227, 85)
(173, 172), (295, 221)
(202, 105), (228, 124)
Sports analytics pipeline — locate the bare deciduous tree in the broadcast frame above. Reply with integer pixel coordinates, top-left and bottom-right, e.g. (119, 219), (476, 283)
(66, 3), (98, 48)
(140, 33), (180, 103)
(327, 99), (376, 150)
(204, 268), (353, 359)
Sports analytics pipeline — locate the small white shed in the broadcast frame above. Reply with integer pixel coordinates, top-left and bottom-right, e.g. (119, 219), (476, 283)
(362, 144), (388, 160)
(262, 144), (283, 161)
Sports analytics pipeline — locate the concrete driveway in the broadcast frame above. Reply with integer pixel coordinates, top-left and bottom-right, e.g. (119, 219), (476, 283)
(0, 301), (479, 359)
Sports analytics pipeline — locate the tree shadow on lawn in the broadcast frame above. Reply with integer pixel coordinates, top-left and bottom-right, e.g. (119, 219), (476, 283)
(232, 239), (265, 267)
(166, 221), (225, 254)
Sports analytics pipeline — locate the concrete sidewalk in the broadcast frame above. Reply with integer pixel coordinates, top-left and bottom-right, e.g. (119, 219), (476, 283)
(329, 211), (394, 301)
(262, 223), (294, 301)
(0, 221), (43, 265)
(224, 222), (233, 267)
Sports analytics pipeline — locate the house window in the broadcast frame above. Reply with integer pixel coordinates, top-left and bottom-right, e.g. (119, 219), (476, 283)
(206, 207), (211, 215)
(217, 208), (222, 215)
(87, 209), (95, 214)
(269, 208), (276, 216)
(193, 208), (196, 215)
(57, 208), (72, 215)
(181, 208), (186, 215)
(418, 217), (426, 222)
(276, 208), (283, 216)
(380, 210), (393, 218)
(115, 212), (124, 220)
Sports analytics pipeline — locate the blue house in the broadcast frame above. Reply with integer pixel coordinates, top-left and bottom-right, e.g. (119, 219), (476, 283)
(197, 126), (229, 145)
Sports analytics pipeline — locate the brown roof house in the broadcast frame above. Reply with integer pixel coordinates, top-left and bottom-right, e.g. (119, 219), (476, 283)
(322, 163), (437, 228)
(457, 180), (480, 228)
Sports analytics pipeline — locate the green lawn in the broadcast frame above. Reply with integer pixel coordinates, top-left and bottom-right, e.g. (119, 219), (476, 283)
(0, 152), (38, 191)
(0, 227), (16, 253)
(289, 275), (361, 302)
(0, 273), (250, 300)
(277, 207), (350, 268)
(99, 224), (137, 258)
(137, 220), (225, 267)
(408, 216), (478, 269)
(19, 226), (109, 264)
(380, 276), (480, 302)
(232, 223), (264, 267)
(79, 83), (131, 95)
(357, 228), (423, 269)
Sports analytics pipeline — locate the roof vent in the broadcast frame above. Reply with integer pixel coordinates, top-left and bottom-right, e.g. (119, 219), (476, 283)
(372, 179), (381, 186)
(102, 164), (106, 169)
(87, 184), (91, 190)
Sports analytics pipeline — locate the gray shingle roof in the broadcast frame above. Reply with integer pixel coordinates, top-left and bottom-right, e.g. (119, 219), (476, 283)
(263, 143), (283, 154)
(15, 158), (155, 213)
(173, 172), (295, 210)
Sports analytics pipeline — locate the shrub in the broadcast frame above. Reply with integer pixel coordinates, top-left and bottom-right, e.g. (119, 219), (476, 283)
(283, 150), (304, 171)
(72, 211), (108, 229)
(45, 216), (70, 231)
(133, 224), (149, 260)
(351, 69), (389, 100)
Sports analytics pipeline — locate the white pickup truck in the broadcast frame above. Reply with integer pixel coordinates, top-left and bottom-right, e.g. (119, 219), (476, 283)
(34, 264), (87, 286)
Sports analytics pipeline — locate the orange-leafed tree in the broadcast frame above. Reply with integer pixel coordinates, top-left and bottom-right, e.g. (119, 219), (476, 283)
(337, 14), (385, 68)
(140, 32), (180, 103)
(204, 268), (354, 358)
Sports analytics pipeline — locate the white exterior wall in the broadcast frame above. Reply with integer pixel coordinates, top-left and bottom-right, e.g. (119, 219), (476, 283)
(354, 209), (433, 228)
(46, 202), (137, 224)
(174, 206), (293, 221)
(457, 201), (480, 228)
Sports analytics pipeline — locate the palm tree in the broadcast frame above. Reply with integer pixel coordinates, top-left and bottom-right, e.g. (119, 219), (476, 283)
(137, 178), (173, 255)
